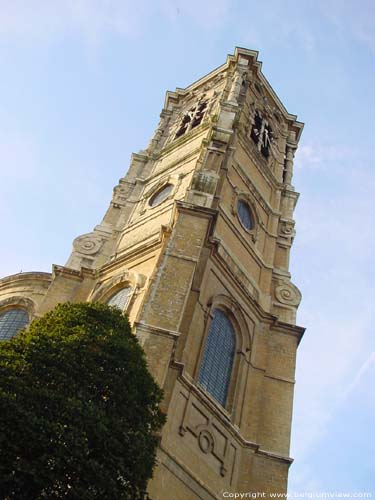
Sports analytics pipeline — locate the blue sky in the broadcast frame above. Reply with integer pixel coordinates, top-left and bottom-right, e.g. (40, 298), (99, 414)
(1, 1), (374, 496)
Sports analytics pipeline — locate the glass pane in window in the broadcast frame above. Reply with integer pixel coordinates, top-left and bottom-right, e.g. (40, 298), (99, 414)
(237, 200), (253, 230)
(149, 184), (173, 207)
(107, 287), (133, 311)
(0, 309), (29, 341)
(198, 309), (236, 406)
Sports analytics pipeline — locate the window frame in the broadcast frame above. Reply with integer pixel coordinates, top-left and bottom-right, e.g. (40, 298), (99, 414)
(197, 308), (236, 408)
(196, 302), (251, 416)
(0, 307), (29, 341)
(148, 183), (174, 208)
(106, 285), (134, 312)
(237, 199), (254, 232)
(231, 190), (259, 243)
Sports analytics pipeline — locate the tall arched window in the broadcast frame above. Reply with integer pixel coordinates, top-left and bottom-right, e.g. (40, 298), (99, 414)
(0, 309), (29, 341)
(107, 286), (133, 312)
(198, 309), (236, 407)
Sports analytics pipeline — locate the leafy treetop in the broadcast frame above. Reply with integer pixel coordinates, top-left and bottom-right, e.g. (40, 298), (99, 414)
(0, 302), (165, 500)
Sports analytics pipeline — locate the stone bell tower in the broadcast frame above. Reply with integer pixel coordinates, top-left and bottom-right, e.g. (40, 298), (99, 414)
(0, 48), (304, 498)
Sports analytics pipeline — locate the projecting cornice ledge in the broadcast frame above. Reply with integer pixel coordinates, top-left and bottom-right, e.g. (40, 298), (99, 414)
(51, 265), (97, 282)
(0, 271), (52, 289)
(271, 318), (305, 346)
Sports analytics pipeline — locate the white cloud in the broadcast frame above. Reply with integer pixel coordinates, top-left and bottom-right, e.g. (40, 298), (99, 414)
(341, 352), (375, 400)
(294, 143), (355, 169)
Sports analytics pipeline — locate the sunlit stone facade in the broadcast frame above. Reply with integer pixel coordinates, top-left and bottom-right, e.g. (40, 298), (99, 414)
(0, 48), (304, 499)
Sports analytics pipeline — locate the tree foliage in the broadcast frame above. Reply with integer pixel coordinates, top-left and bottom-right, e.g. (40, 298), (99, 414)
(0, 302), (165, 500)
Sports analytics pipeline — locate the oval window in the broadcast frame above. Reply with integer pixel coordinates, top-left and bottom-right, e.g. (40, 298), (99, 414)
(237, 200), (253, 230)
(149, 184), (173, 207)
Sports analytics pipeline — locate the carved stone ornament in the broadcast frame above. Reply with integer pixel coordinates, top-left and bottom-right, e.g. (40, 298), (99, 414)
(73, 233), (104, 256)
(198, 429), (214, 454)
(279, 221), (295, 237)
(275, 282), (301, 306)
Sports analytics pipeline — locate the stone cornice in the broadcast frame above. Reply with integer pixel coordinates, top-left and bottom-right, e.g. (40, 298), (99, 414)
(175, 200), (218, 220)
(134, 321), (180, 340)
(52, 265), (97, 281)
(271, 318), (305, 345)
(0, 271), (52, 288)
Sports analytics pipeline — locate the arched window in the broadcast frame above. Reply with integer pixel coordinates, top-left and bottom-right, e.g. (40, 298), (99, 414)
(198, 309), (236, 407)
(0, 309), (29, 341)
(107, 286), (133, 311)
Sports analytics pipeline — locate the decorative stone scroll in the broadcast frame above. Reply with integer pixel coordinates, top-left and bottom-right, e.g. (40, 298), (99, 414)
(72, 233), (104, 256)
(275, 281), (301, 307)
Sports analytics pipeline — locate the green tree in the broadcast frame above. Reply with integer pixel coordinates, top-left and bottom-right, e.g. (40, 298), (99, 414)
(0, 302), (165, 500)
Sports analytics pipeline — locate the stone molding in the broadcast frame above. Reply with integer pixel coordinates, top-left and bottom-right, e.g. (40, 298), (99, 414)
(72, 233), (104, 256)
(0, 296), (36, 318)
(274, 281), (302, 307)
(90, 269), (146, 303)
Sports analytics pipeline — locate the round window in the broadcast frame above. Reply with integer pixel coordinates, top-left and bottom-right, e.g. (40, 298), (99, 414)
(237, 200), (253, 230)
(149, 184), (173, 207)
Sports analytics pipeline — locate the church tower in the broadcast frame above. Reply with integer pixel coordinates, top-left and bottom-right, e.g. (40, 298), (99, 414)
(0, 48), (304, 498)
